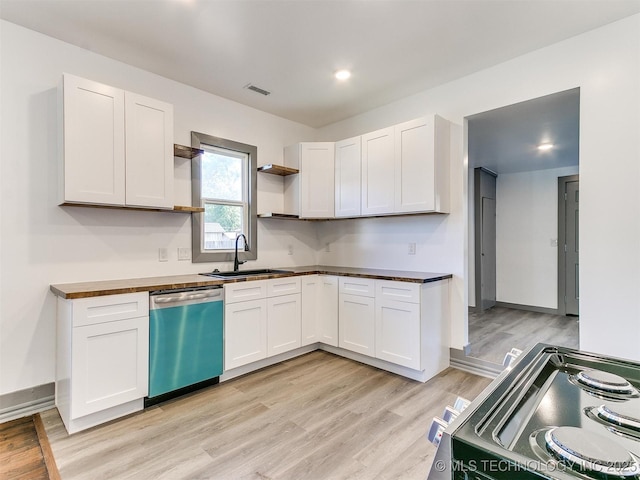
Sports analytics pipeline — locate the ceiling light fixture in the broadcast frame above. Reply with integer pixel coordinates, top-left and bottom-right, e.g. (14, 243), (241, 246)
(537, 143), (554, 151)
(335, 69), (351, 81)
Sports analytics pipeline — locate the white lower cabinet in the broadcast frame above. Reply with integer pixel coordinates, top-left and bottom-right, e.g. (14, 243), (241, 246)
(56, 292), (149, 434)
(268, 294), (301, 356)
(338, 277), (376, 356)
(224, 298), (268, 370)
(225, 277), (301, 371)
(375, 297), (421, 370)
(301, 275), (338, 347)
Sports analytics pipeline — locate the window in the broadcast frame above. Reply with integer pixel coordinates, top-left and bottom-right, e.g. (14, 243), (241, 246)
(191, 132), (257, 263)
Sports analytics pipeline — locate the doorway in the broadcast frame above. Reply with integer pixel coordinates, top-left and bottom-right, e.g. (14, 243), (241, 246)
(558, 175), (580, 316)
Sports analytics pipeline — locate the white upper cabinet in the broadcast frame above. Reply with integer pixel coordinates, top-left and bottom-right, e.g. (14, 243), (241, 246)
(60, 74), (126, 206)
(361, 126), (395, 215)
(124, 92), (174, 209)
(334, 136), (361, 217)
(285, 142), (335, 218)
(394, 115), (450, 214)
(60, 74), (174, 209)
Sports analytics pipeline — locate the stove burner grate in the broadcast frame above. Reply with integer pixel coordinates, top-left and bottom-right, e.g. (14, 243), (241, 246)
(573, 369), (640, 399)
(544, 426), (640, 477)
(596, 404), (640, 433)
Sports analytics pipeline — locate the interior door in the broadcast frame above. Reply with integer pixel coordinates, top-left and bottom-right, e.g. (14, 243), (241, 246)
(564, 179), (580, 315)
(481, 197), (497, 310)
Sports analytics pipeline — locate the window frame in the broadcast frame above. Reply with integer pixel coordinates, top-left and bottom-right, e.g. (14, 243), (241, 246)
(191, 132), (257, 264)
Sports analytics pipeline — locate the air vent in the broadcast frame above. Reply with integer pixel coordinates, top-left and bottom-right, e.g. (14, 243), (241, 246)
(244, 83), (271, 96)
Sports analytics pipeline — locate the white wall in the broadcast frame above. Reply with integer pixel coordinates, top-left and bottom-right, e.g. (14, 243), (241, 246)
(0, 21), (319, 395)
(318, 14), (640, 361)
(496, 166), (579, 309)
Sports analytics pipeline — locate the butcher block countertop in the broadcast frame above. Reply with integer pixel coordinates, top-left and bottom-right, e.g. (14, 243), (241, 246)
(50, 266), (452, 299)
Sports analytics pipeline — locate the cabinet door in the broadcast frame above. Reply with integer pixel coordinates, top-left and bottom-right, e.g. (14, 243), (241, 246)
(339, 293), (375, 356)
(225, 299), (267, 370)
(61, 74), (125, 206)
(335, 136), (361, 217)
(318, 276), (339, 346)
(267, 294), (302, 356)
(361, 127), (394, 215)
(394, 117), (435, 213)
(71, 316), (148, 419)
(124, 92), (174, 209)
(299, 142), (335, 218)
(301, 275), (320, 346)
(375, 298), (420, 369)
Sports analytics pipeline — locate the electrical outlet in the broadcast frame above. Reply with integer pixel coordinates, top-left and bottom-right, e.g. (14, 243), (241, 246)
(408, 243), (416, 255)
(177, 247), (191, 261)
(288, 245), (294, 255)
(158, 248), (168, 262)
(325, 242), (331, 253)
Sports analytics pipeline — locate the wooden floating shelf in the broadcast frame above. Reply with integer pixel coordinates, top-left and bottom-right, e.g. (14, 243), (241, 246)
(60, 202), (204, 213)
(257, 164), (299, 176)
(174, 144), (204, 159)
(258, 213), (301, 220)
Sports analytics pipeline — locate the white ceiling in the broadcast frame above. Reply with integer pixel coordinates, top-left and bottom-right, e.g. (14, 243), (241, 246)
(467, 88), (580, 174)
(1, 0), (639, 128)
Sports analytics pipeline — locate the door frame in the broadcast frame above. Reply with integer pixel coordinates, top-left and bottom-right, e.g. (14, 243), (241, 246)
(558, 174), (579, 316)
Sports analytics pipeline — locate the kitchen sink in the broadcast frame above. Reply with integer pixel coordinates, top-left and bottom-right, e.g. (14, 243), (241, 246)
(200, 269), (293, 278)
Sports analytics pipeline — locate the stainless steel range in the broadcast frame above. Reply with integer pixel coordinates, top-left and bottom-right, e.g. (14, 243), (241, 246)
(428, 344), (640, 479)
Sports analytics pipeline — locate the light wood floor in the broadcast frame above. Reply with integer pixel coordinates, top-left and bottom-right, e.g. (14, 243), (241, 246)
(468, 306), (579, 364)
(41, 351), (491, 480)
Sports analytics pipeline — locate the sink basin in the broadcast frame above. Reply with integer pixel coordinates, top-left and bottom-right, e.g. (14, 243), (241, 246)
(200, 269), (293, 278)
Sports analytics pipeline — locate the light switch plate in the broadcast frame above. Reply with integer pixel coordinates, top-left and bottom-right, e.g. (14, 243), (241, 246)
(158, 248), (168, 262)
(177, 247), (191, 261)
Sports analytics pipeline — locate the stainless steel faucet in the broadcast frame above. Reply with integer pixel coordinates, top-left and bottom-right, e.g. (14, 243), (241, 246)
(234, 234), (248, 271)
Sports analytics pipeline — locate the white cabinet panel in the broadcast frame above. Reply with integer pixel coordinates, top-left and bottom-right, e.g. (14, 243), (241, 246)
(299, 142), (335, 218)
(302, 275), (338, 347)
(375, 280), (420, 304)
(319, 276), (339, 346)
(339, 277), (375, 297)
(267, 276), (301, 297)
(339, 293), (375, 356)
(267, 294), (301, 356)
(361, 126), (394, 215)
(375, 298), (421, 370)
(335, 136), (361, 217)
(225, 299), (268, 369)
(224, 280), (267, 304)
(71, 316), (148, 418)
(72, 292), (148, 327)
(124, 92), (174, 209)
(61, 74), (126, 205)
(394, 116), (450, 214)
(301, 275), (320, 345)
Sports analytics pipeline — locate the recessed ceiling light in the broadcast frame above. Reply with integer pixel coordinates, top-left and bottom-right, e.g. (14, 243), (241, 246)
(335, 70), (351, 81)
(537, 143), (554, 151)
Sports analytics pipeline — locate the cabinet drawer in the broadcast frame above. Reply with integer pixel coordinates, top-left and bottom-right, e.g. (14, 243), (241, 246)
(71, 292), (148, 327)
(376, 281), (420, 304)
(267, 277), (301, 297)
(339, 277), (375, 297)
(224, 280), (267, 304)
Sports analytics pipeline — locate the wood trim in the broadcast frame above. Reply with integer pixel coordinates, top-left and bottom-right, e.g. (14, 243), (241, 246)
(33, 413), (62, 480)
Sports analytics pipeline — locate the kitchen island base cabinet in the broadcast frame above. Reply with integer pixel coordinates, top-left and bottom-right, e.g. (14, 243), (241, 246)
(55, 292), (149, 434)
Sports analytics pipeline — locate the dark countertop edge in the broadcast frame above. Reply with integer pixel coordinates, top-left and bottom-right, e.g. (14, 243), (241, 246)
(50, 268), (452, 299)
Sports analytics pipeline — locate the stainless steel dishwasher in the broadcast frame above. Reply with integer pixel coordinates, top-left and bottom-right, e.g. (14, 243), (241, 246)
(145, 286), (223, 407)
